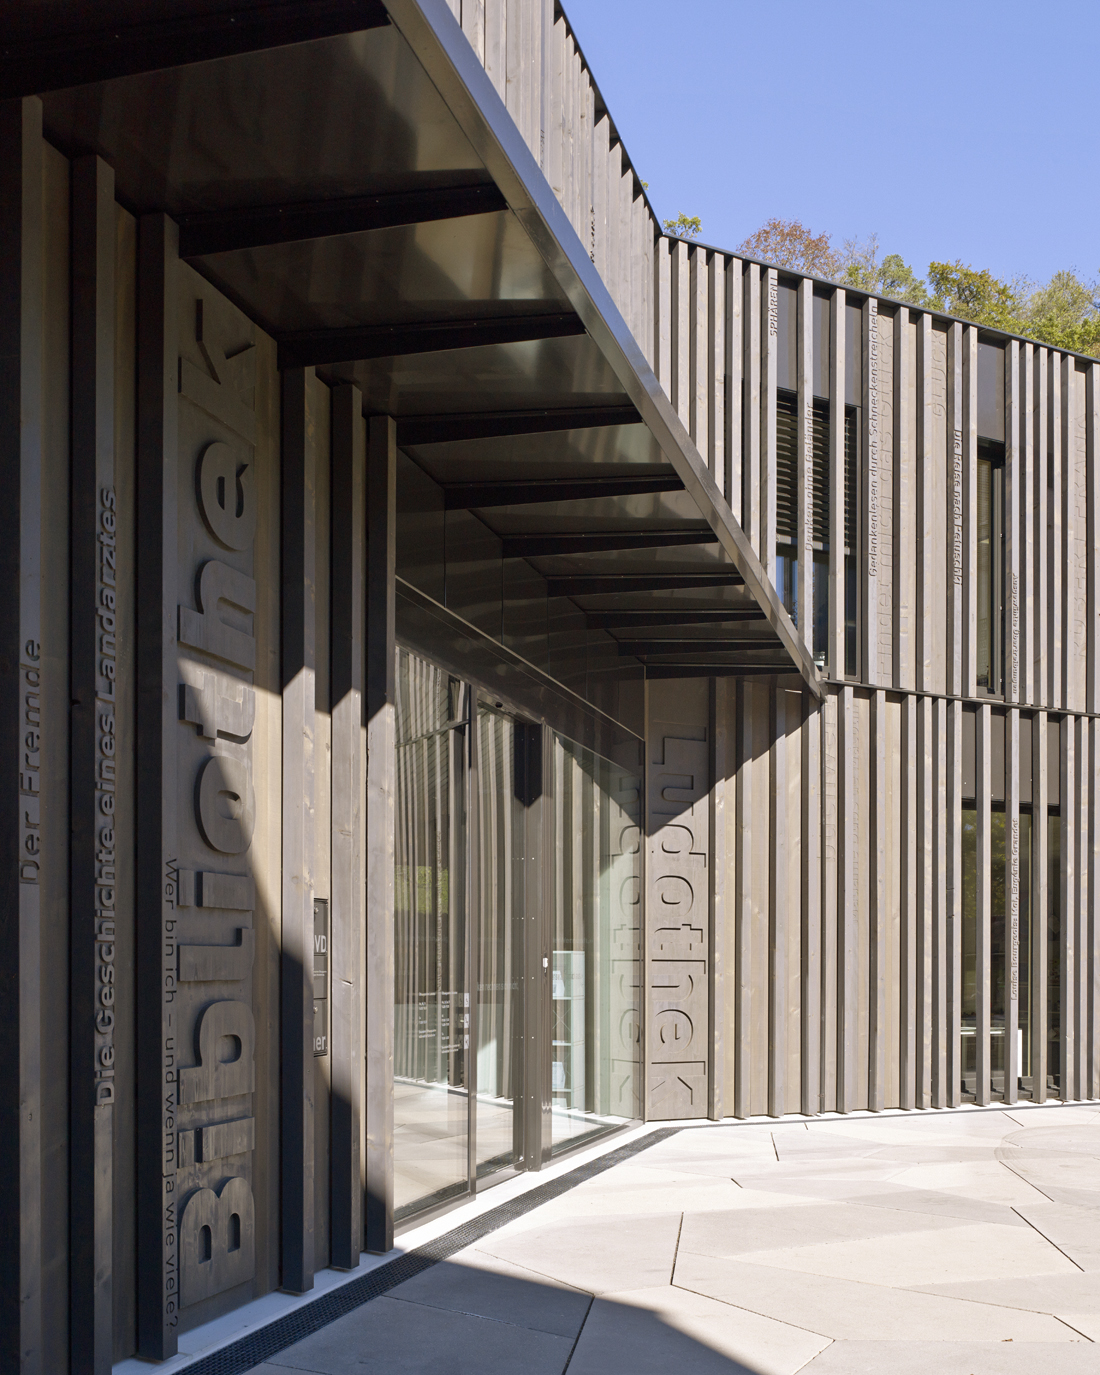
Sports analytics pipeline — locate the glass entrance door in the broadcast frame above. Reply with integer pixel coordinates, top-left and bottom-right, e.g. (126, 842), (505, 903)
(392, 646), (642, 1223)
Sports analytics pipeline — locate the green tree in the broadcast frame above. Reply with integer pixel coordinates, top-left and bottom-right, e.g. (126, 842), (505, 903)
(1019, 270), (1100, 356)
(663, 213), (702, 239)
(925, 260), (1024, 331)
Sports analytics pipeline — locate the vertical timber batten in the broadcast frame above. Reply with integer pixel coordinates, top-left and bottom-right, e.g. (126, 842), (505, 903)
(0, 93), (45, 1375)
(329, 385), (365, 1268)
(70, 151), (116, 1375)
(366, 415), (397, 1254)
(281, 368), (316, 1294)
(135, 212), (179, 1361)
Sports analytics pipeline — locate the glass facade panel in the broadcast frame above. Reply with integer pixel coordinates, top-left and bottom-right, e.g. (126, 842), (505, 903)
(475, 707), (521, 1180)
(394, 650), (469, 1219)
(549, 736), (642, 1154)
(1048, 812), (1062, 1095)
(1017, 813), (1032, 1096)
(961, 805), (977, 1096)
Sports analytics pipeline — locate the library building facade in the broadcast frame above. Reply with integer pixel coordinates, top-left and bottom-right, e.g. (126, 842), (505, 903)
(3, 0), (1099, 1369)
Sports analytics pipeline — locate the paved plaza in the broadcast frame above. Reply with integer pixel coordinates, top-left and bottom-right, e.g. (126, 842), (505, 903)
(253, 1105), (1100, 1374)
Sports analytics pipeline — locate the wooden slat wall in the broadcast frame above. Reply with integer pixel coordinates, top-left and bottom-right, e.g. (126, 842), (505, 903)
(449, 1), (1100, 1118)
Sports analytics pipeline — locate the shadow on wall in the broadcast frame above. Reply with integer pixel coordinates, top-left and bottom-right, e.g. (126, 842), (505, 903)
(259, 1254), (766, 1374)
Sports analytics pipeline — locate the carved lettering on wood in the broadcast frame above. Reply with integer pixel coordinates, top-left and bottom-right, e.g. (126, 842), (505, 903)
(179, 1176), (255, 1306)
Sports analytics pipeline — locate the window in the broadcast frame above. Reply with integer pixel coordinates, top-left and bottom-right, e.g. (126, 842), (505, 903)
(775, 390), (797, 619)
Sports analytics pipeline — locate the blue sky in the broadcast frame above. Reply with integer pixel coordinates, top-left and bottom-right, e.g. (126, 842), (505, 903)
(563, 0), (1099, 287)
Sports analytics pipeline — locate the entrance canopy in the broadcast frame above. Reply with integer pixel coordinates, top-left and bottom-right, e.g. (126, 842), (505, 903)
(8, 0), (820, 699)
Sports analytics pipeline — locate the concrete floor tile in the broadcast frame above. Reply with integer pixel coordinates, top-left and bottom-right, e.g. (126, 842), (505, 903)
(797, 1338), (1097, 1373)
(889, 1159), (1050, 1203)
(1002, 1123), (1100, 1155)
(495, 1166), (745, 1224)
(1057, 1313), (1100, 1341)
(772, 1133), (885, 1161)
(998, 1149), (1100, 1194)
(738, 1219), (1077, 1287)
(385, 1251), (589, 1336)
(567, 1288), (828, 1375)
(264, 1294), (574, 1374)
(1013, 1202), (1100, 1269)
(476, 1211), (682, 1294)
(846, 1187), (1029, 1228)
(913, 1270), (1100, 1312)
(673, 1252), (1082, 1342)
(678, 1201), (958, 1259)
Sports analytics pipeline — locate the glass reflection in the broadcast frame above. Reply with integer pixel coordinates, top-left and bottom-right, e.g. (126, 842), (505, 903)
(474, 707), (521, 1181)
(549, 735), (641, 1153)
(393, 649), (468, 1219)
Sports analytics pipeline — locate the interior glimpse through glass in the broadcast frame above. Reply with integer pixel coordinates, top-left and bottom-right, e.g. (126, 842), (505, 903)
(961, 805), (977, 1098)
(393, 650), (469, 1219)
(549, 735), (642, 1153)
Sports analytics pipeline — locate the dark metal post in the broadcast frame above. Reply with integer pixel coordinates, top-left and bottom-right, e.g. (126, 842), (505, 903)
(134, 211), (180, 1361)
(281, 366), (316, 1293)
(70, 151), (117, 1375)
(365, 415), (396, 1253)
(329, 384), (365, 1267)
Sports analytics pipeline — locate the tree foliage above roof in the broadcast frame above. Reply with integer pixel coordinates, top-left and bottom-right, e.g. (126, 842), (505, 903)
(731, 217), (1100, 357)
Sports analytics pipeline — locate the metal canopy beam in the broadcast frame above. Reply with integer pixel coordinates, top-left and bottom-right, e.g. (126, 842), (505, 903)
(546, 573), (744, 595)
(178, 182), (507, 258)
(645, 665), (795, 679)
(443, 474), (682, 510)
(0, 0), (390, 97)
(614, 640), (780, 657)
(501, 530), (715, 558)
(586, 609), (766, 629)
(277, 311), (583, 368)
(398, 404), (640, 445)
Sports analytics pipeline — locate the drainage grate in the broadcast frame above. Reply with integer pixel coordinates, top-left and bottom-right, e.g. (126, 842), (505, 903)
(182, 1127), (682, 1375)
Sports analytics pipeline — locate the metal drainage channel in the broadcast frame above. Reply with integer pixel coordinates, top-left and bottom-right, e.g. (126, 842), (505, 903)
(185, 1128), (684, 1375)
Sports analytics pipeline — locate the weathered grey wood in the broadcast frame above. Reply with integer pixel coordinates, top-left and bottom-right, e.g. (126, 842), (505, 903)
(655, 233), (670, 390)
(946, 323), (965, 698)
(1051, 355), (1063, 709)
(1003, 344), (1018, 701)
(1088, 363), (1100, 714)
(932, 698), (948, 1108)
(744, 263), (761, 557)
(1032, 709), (1048, 1102)
(916, 696), (933, 1108)
(1074, 715), (1088, 1097)
(709, 677), (727, 1121)
(828, 291), (846, 679)
(916, 314), (934, 694)
(862, 300), (882, 685)
(134, 211), (179, 1362)
(768, 684), (788, 1117)
(893, 309), (914, 691)
(0, 92), (45, 1375)
(762, 268), (778, 579)
(689, 246), (708, 458)
(725, 257), (743, 520)
(329, 384), (365, 1268)
(1022, 344), (1036, 706)
(70, 150), (116, 1375)
(670, 237), (689, 427)
(733, 679), (752, 1119)
(708, 253), (725, 485)
(837, 686), (857, 1112)
(366, 415), (397, 1251)
(1090, 719), (1100, 1099)
(797, 279), (813, 650)
(975, 704), (992, 1105)
(801, 693), (821, 1116)
(899, 694), (917, 1110)
(947, 698), (963, 1106)
(868, 689), (887, 1110)
(1005, 709), (1020, 1103)
(821, 689), (839, 1112)
(962, 327), (979, 698)
(1036, 350), (1049, 709)
(281, 367), (317, 1293)
(1061, 714), (1075, 1098)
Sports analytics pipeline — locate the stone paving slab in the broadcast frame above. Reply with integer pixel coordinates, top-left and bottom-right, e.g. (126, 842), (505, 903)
(241, 1108), (1100, 1374)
